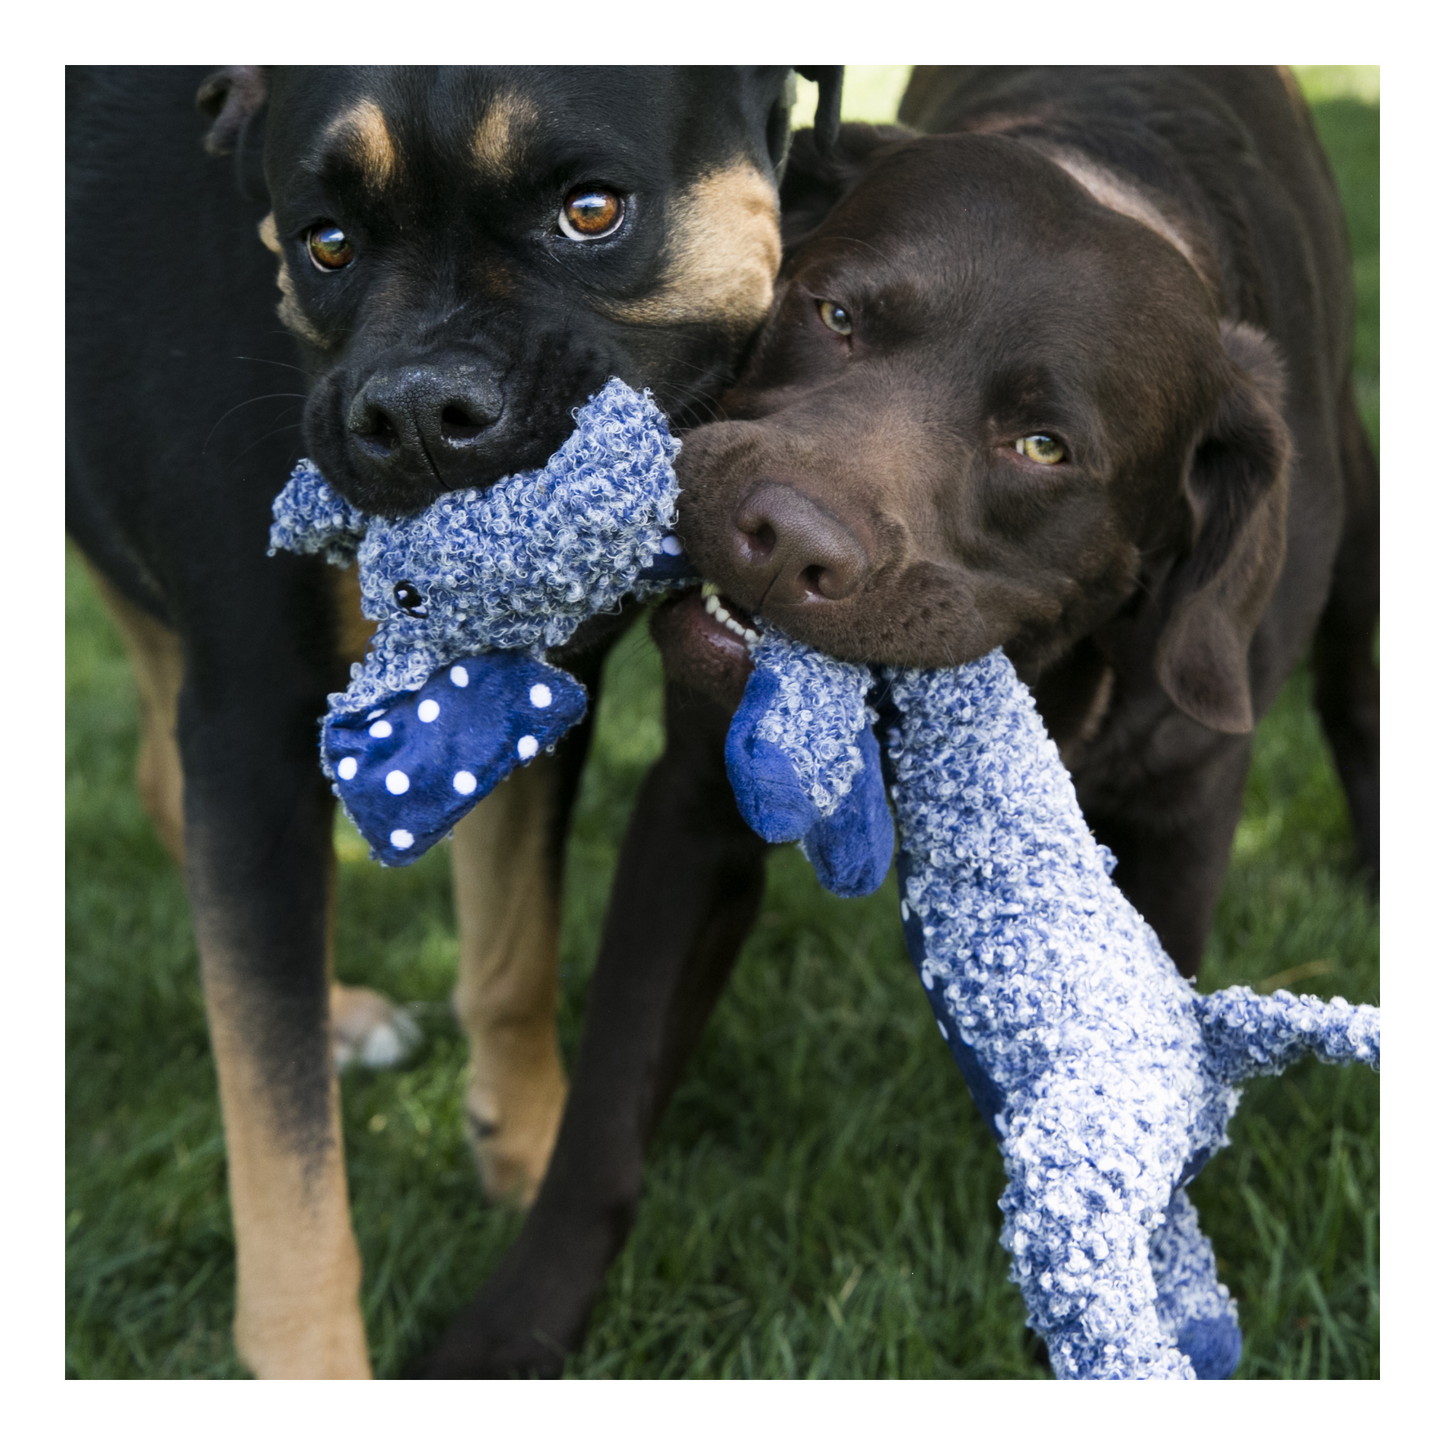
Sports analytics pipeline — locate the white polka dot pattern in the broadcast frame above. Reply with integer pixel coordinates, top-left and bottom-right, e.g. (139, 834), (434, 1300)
(529, 683), (553, 709)
(390, 829), (414, 849)
(450, 665), (469, 687)
(517, 735), (539, 761)
(417, 699), (440, 722)
(337, 757), (358, 781)
(453, 771), (477, 795)
(385, 770), (410, 794)
(369, 719), (392, 738)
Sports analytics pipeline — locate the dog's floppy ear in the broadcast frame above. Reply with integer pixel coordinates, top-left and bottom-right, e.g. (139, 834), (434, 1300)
(196, 66), (269, 200)
(1154, 321), (1292, 734)
(780, 122), (911, 249)
(795, 67), (845, 153)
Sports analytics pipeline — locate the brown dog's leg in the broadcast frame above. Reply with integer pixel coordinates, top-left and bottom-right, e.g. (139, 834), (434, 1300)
(1082, 731), (1255, 978)
(450, 757), (569, 1206)
(414, 681), (768, 1377)
(1312, 382), (1380, 884)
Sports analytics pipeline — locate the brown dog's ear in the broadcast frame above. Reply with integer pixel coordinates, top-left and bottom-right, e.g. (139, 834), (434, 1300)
(780, 122), (912, 249)
(1154, 320), (1292, 734)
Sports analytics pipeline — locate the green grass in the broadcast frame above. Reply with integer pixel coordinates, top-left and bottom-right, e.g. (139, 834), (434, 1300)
(66, 72), (1379, 1379)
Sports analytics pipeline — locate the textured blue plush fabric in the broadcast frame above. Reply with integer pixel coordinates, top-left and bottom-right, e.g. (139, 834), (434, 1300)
(728, 628), (1381, 1379)
(270, 378), (690, 864)
(269, 388), (1380, 1375)
(725, 630), (893, 897)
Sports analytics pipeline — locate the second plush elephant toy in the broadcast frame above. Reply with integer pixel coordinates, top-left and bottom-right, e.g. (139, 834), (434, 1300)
(726, 628), (1381, 1380)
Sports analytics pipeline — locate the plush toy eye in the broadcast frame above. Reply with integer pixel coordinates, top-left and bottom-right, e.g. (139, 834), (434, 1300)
(307, 223), (354, 271)
(393, 580), (427, 617)
(558, 186), (625, 240)
(1014, 434), (1067, 465)
(818, 300), (852, 335)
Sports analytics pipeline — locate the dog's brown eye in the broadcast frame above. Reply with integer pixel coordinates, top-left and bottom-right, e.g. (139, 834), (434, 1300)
(818, 300), (852, 335)
(558, 186), (624, 240)
(1015, 434), (1066, 465)
(307, 223), (354, 271)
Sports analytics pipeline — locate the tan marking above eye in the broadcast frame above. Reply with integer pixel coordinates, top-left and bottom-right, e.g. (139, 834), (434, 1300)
(818, 299), (852, 335)
(323, 100), (397, 189)
(473, 94), (539, 177)
(558, 186), (624, 240)
(1015, 434), (1066, 464)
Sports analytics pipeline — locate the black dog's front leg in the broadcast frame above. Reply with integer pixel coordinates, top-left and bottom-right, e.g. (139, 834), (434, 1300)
(175, 570), (371, 1378)
(415, 682), (768, 1378)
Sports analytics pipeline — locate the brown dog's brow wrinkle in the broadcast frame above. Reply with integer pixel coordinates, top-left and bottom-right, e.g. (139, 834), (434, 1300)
(314, 99), (400, 190)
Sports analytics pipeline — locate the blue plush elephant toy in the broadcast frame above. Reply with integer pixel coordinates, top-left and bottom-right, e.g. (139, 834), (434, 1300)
(272, 379), (1380, 1380)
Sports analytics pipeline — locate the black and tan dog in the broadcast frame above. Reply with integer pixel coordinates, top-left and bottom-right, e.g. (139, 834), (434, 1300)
(66, 64), (842, 1379)
(439, 65), (1377, 1375)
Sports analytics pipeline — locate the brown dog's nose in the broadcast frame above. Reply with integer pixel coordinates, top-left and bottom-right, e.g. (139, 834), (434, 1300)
(732, 483), (869, 604)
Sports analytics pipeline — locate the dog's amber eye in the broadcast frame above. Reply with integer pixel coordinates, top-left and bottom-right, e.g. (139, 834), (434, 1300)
(1015, 434), (1066, 465)
(818, 300), (852, 335)
(307, 223), (354, 271)
(558, 186), (624, 240)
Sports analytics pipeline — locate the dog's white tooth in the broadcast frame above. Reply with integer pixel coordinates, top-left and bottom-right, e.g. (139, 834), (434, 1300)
(715, 603), (733, 624)
(700, 581), (721, 600)
(743, 628), (760, 643)
(704, 593), (718, 615)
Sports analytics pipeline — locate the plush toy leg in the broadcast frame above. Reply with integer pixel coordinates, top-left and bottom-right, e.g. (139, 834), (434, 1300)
(725, 667), (825, 841)
(799, 722), (894, 897)
(999, 1117), (1196, 1380)
(725, 650), (893, 897)
(1196, 985), (1381, 1082)
(1148, 1187), (1241, 1380)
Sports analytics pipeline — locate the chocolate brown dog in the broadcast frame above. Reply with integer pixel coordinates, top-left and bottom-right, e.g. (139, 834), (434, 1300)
(66, 64), (842, 1378)
(427, 66), (1376, 1378)
(667, 66), (1377, 976)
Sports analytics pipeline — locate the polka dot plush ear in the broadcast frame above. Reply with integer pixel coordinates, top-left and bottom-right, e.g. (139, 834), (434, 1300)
(726, 625), (1381, 1379)
(270, 378), (691, 866)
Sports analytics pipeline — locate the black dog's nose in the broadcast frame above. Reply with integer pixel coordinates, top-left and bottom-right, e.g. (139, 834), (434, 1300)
(732, 482), (869, 605)
(347, 360), (504, 489)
